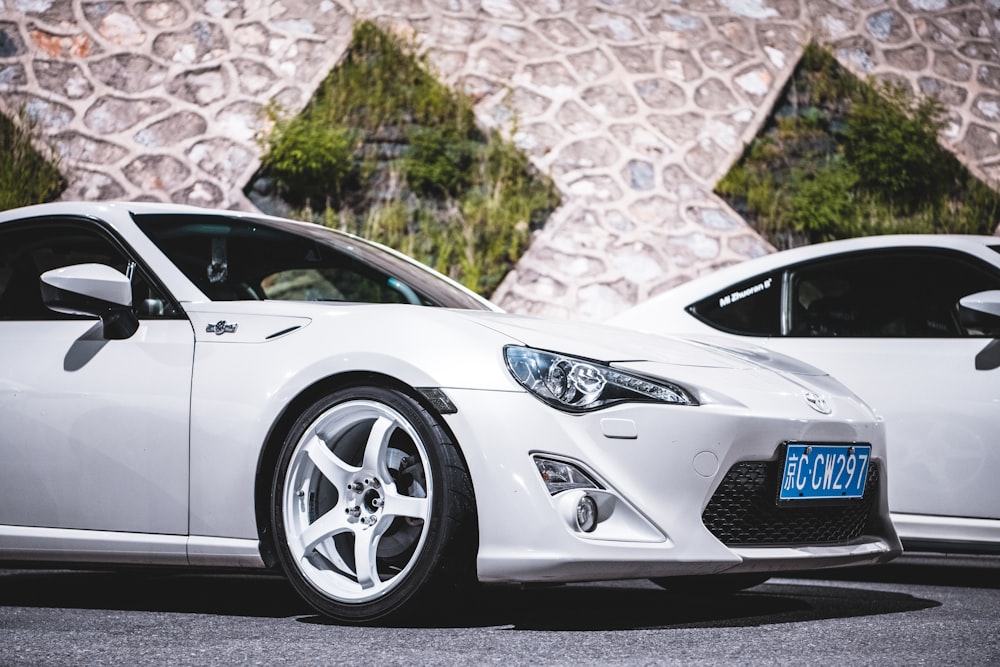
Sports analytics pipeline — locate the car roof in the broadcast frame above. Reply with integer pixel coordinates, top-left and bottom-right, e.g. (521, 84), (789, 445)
(612, 233), (1000, 318)
(695, 234), (999, 283)
(0, 201), (354, 233)
(0, 200), (212, 222)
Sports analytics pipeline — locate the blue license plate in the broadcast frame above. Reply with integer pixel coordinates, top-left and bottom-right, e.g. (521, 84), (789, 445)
(779, 444), (871, 501)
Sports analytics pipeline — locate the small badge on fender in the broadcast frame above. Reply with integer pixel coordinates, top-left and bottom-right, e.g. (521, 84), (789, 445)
(207, 320), (238, 335)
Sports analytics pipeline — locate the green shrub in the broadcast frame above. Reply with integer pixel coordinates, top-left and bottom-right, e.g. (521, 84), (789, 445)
(788, 157), (861, 239)
(843, 85), (952, 209)
(402, 126), (477, 197)
(0, 109), (65, 209)
(261, 116), (356, 205)
(253, 21), (559, 296)
(717, 42), (1000, 248)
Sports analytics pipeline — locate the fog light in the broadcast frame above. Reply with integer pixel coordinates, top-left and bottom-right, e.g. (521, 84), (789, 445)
(576, 495), (598, 532)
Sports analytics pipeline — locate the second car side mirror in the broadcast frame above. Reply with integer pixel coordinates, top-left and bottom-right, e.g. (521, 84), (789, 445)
(959, 290), (1000, 337)
(40, 263), (139, 340)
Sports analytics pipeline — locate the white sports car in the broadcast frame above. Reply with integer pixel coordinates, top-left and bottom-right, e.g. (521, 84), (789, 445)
(609, 234), (1000, 554)
(0, 202), (900, 623)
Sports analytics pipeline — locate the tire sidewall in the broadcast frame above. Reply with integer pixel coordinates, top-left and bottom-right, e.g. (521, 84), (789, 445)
(271, 385), (455, 623)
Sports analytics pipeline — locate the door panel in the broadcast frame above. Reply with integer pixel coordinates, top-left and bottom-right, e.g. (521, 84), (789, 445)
(0, 323), (193, 535)
(769, 337), (1000, 522)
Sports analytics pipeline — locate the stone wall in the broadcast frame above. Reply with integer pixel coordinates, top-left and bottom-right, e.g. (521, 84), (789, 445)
(2, 0), (998, 320)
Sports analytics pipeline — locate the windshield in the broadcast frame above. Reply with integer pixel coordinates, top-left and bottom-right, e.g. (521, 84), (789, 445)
(132, 213), (495, 310)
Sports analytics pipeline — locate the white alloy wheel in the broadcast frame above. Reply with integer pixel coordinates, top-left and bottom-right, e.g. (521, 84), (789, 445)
(272, 386), (475, 623)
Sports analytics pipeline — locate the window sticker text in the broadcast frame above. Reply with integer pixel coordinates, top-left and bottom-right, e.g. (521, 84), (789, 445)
(718, 278), (773, 308)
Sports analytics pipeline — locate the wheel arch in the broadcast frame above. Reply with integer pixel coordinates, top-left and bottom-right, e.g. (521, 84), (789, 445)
(252, 370), (477, 568)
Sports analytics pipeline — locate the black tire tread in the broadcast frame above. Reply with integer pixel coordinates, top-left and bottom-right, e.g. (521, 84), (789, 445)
(271, 385), (477, 625)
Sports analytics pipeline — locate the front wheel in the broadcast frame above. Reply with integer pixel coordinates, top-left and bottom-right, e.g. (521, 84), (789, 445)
(271, 385), (476, 623)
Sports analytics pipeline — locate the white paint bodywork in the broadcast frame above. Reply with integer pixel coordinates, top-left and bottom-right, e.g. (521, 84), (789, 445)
(41, 263), (133, 308)
(0, 202), (901, 580)
(609, 234), (1000, 552)
(0, 319), (193, 534)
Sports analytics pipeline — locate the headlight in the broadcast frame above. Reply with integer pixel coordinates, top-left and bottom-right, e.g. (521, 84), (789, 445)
(504, 346), (697, 412)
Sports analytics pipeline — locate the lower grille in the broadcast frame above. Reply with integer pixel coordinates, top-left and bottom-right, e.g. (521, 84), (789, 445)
(702, 458), (881, 546)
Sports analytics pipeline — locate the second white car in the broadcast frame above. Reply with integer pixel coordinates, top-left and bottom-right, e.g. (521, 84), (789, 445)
(609, 234), (1000, 554)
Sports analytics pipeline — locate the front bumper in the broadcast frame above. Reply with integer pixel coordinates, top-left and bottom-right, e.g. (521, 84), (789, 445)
(441, 388), (901, 584)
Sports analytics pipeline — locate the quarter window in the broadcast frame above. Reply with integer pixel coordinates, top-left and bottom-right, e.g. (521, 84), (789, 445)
(687, 272), (782, 336)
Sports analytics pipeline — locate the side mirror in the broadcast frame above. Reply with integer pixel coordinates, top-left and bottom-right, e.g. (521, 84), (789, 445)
(959, 290), (1000, 337)
(40, 263), (139, 340)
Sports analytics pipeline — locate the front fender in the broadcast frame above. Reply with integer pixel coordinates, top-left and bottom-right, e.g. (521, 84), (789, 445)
(183, 303), (520, 541)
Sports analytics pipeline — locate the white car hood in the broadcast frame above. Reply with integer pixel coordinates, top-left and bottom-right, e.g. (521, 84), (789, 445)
(453, 311), (757, 370)
(674, 335), (830, 377)
(453, 312), (863, 412)
(183, 301), (828, 381)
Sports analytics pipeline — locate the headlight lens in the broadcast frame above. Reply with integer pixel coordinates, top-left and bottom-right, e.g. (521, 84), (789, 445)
(504, 346), (697, 412)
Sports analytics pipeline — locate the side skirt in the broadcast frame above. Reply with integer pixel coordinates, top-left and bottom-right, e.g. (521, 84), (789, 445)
(893, 513), (1000, 555)
(0, 525), (265, 568)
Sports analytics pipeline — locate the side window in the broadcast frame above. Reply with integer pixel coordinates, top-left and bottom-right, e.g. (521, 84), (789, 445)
(687, 272), (782, 336)
(789, 250), (1000, 338)
(135, 215), (421, 305)
(0, 220), (177, 321)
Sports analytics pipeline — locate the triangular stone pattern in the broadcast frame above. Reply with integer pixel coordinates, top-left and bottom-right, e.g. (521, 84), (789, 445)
(1, 0), (997, 320)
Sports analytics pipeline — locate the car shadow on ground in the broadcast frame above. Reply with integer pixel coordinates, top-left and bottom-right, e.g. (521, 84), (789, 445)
(0, 567), (310, 618)
(783, 552), (1000, 591)
(0, 561), (958, 630)
(430, 578), (940, 631)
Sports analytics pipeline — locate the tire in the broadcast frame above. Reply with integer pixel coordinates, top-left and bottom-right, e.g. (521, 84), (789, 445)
(271, 385), (476, 623)
(649, 573), (770, 595)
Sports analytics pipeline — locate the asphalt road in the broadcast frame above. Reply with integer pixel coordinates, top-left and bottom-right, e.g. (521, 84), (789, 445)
(1, 554), (998, 666)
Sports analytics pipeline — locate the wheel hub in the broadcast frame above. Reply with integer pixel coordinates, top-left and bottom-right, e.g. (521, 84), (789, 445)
(345, 476), (384, 529)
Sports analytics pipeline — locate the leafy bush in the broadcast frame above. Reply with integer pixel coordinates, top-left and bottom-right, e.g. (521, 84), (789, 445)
(788, 157), (860, 240)
(402, 126), (477, 197)
(843, 85), (952, 209)
(717, 42), (1000, 249)
(254, 21), (559, 296)
(0, 108), (65, 209)
(262, 117), (356, 205)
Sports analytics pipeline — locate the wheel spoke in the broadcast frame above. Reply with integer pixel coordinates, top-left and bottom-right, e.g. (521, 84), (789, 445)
(382, 488), (429, 521)
(361, 415), (395, 476)
(278, 392), (459, 612)
(353, 519), (391, 590)
(297, 507), (350, 557)
(304, 434), (354, 487)
(314, 538), (351, 577)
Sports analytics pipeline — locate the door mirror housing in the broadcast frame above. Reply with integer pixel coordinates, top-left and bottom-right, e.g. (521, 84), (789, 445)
(40, 263), (139, 340)
(959, 290), (1000, 337)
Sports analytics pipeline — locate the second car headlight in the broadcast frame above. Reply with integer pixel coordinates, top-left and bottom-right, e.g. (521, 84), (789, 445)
(504, 346), (697, 412)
